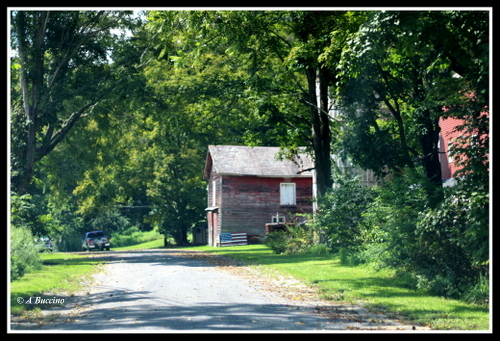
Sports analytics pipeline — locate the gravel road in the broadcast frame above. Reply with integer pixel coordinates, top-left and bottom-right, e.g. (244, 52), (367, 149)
(12, 249), (429, 332)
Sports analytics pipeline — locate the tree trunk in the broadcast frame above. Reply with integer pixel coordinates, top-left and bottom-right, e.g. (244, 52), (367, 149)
(413, 78), (444, 194)
(418, 111), (444, 206)
(306, 66), (333, 199)
(14, 11), (48, 195)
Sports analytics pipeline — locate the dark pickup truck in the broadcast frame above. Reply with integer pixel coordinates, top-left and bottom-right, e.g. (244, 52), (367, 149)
(81, 231), (110, 251)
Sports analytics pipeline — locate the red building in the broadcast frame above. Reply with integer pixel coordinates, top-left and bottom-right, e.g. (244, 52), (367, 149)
(439, 112), (489, 187)
(438, 116), (466, 185)
(203, 145), (314, 247)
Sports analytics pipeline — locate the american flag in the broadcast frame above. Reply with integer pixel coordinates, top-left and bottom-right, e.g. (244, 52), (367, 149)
(219, 232), (248, 247)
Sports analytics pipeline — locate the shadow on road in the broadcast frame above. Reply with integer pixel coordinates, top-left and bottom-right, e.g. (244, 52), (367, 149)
(37, 285), (395, 331)
(12, 249), (420, 331)
(78, 249), (228, 267)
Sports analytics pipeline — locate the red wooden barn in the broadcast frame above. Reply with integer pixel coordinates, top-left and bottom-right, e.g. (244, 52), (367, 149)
(203, 145), (314, 247)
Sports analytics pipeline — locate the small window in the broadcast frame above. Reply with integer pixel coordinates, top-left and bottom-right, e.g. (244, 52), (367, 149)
(280, 183), (296, 206)
(272, 215), (286, 223)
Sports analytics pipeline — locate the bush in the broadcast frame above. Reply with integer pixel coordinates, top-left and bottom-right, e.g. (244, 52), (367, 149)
(87, 209), (132, 234)
(10, 225), (43, 281)
(307, 163), (489, 302)
(264, 224), (315, 254)
(312, 177), (375, 256)
(304, 243), (330, 255)
(263, 231), (289, 254)
(358, 170), (489, 302)
(462, 273), (489, 305)
(413, 183), (489, 300)
(56, 233), (82, 252)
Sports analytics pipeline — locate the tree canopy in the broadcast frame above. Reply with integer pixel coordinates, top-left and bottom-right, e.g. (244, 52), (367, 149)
(10, 10), (143, 194)
(9, 9), (490, 301)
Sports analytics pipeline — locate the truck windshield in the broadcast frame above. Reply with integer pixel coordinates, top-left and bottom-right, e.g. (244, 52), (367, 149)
(88, 232), (105, 238)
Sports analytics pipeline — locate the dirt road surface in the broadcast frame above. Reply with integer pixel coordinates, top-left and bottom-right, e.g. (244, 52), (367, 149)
(11, 249), (430, 332)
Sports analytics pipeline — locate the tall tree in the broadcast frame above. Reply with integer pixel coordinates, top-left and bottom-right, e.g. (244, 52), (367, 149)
(332, 10), (490, 288)
(10, 10), (137, 195)
(335, 10), (489, 193)
(142, 12), (255, 243)
(145, 10), (362, 198)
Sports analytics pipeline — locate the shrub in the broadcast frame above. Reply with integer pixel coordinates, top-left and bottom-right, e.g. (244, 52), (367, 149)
(263, 231), (289, 254)
(312, 177), (375, 256)
(413, 183), (489, 300)
(462, 273), (489, 305)
(264, 224), (315, 254)
(359, 170), (489, 301)
(10, 225), (43, 281)
(304, 243), (330, 255)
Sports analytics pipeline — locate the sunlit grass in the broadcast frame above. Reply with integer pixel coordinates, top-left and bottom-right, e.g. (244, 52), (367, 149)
(10, 253), (103, 316)
(189, 244), (490, 330)
(10, 237), (167, 318)
(10, 241), (490, 330)
(112, 237), (165, 250)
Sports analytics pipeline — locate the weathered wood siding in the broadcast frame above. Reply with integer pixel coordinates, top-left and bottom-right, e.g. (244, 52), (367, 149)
(217, 175), (313, 242)
(206, 171), (222, 247)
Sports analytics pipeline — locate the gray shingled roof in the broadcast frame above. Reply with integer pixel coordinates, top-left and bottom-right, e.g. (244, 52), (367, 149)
(205, 145), (313, 178)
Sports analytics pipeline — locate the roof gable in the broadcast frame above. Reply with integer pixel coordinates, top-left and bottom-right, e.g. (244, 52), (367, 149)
(204, 145), (313, 179)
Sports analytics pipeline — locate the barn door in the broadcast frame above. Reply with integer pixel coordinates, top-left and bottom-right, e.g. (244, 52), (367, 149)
(208, 210), (219, 247)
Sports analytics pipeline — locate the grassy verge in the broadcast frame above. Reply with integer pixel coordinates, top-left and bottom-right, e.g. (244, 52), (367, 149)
(186, 244), (490, 331)
(10, 238), (490, 331)
(110, 230), (163, 248)
(10, 253), (104, 318)
(112, 237), (165, 250)
(10, 236), (166, 322)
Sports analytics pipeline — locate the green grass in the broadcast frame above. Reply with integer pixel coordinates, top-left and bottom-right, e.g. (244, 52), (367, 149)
(110, 230), (163, 248)
(112, 237), (165, 250)
(10, 239), (490, 331)
(185, 244), (490, 331)
(10, 237), (166, 319)
(10, 253), (104, 317)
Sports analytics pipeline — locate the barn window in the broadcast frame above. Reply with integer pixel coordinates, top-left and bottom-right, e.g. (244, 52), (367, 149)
(280, 183), (296, 206)
(272, 215), (286, 223)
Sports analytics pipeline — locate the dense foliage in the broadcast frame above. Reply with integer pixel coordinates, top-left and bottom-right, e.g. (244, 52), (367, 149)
(10, 9), (489, 304)
(261, 10), (490, 304)
(10, 194), (44, 280)
(10, 225), (43, 281)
